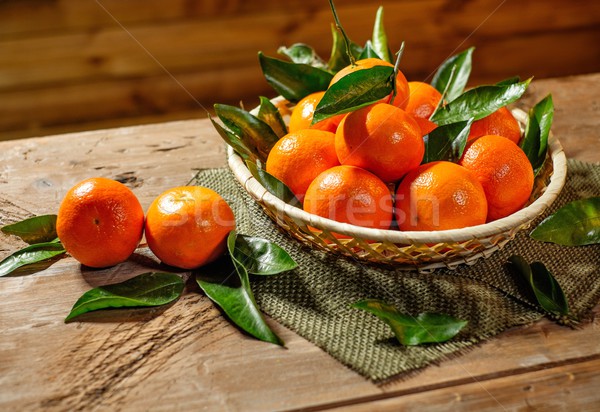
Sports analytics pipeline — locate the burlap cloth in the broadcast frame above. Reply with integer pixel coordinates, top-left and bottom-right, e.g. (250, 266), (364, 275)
(193, 160), (600, 381)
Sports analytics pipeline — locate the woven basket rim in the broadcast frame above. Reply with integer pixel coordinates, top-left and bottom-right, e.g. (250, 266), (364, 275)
(227, 107), (567, 243)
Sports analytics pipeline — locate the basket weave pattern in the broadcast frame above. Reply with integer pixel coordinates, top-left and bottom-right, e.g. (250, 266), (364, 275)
(228, 109), (567, 271)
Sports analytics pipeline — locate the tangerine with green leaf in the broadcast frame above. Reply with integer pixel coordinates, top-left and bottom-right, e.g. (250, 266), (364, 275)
(330, 58), (410, 109)
(289, 91), (345, 133)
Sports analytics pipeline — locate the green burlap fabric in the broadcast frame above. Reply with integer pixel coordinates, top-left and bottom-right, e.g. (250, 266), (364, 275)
(194, 160), (600, 381)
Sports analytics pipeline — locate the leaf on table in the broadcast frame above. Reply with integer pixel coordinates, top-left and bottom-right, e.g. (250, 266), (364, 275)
(246, 161), (302, 208)
(353, 299), (468, 346)
(430, 78), (531, 126)
(278, 43), (329, 70)
(257, 96), (288, 138)
(214, 104), (279, 161)
(520, 94), (554, 172)
(422, 119), (473, 164)
(228, 231), (297, 275)
(530, 197), (600, 246)
(196, 242), (284, 346)
(327, 23), (363, 73)
(1, 214), (58, 244)
(0, 240), (66, 277)
(65, 272), (184, 322)
(371, 6), (392, 63)
(259, 52), (333, 103)
(507, 255), (569, 316)
(431, 47), (474, 102)
(313, 65), (394, 124)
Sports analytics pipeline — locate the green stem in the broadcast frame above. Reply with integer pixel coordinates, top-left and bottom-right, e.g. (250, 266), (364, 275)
(389, 41), (405, 106)
(328, 0), (355, 66)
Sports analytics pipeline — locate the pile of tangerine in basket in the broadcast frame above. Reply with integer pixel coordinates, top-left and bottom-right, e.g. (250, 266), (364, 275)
(265, 58), (533, 232)
(213, 6), (551, 234)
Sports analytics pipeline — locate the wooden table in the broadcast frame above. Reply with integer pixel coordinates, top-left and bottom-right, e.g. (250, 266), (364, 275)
(1, 74), (599, 411)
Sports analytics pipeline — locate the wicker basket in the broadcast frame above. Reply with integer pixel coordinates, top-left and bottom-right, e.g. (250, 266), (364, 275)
(227, 107), (567, 272)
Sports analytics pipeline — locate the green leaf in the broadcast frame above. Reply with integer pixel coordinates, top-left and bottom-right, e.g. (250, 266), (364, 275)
(229, 232), (297, 275)
(496, 76), (520, 86)
(530, 197), (600, 246)
(209, 114), (257, 161)
(1, 214), (58, 244)
(507, 256), (569, 316)
(422, 119), (473, 164)
(313, 65), (394, 124)
(214, 104), (279, 161)
(196, 243), (284, 346)
(257, 96), (288, 138)
(430, 78), (531, 126)
(0, 241), (66, 277)
(246, 160), (302, 208)
(327, 24), (363, 72)
(520, 94), (554, 172)
(65, 272), (184, 322)
(358, 41), (382, 60)
(278, 43), (328, 70)
(371, 6), (392, 63)
(431, 47), (474, 102)
(259, 52), (333, 103)
(353, 299), (467, 346)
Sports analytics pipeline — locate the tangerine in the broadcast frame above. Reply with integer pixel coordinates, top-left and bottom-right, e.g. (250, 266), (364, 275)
(395, 161), (488, 231)
(468, 107), (521, 144)
(335, 103), (423, 183)
(303, 165), (393, 230)
(145, 186), (235, 269)
(56, 177), (144, 268)
(330, 58), (410, 109)
(266, 129), (340, 200)
(289, 91), (345, 133)
(460, 135), (534, 221)
(405, 81), (442, 136)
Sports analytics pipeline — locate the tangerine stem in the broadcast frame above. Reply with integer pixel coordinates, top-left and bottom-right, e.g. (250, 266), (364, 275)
(388, 41), (405, 106)
(328, 0), (356, 66)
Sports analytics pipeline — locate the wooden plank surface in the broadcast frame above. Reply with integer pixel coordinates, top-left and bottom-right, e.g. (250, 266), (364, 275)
(0, 74), (599, 411)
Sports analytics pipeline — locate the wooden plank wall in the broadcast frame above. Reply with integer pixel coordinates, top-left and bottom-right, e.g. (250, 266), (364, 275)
(0, 0), (598, 141)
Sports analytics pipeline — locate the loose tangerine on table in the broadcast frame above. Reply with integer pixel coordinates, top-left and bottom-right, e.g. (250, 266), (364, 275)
(56, 177), (144, 268)
(144, 186), (236, 270)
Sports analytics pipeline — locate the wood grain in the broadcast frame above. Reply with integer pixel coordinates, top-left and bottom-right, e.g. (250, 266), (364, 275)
(0, 75), (599, 411)
(1, 0), (599, 140)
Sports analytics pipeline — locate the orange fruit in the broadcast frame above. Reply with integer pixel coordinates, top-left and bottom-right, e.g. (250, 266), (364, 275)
(145, 186), (235, 269)
(335, 102), (424, 183)
(266, 129), (340, 200)
(468, 107), (521, 144)
(405, 81), (442, 136)
(289, 91), (345, 133)
(460, 135), (534, 221)
(330, 58), (410, 109)
(395, 161), (488, 231)
(303, 165), (393, 230)
(56, 177), (144, 268)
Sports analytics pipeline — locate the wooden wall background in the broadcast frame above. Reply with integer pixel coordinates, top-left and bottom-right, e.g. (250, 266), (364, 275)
(0, 0), (598, 141)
